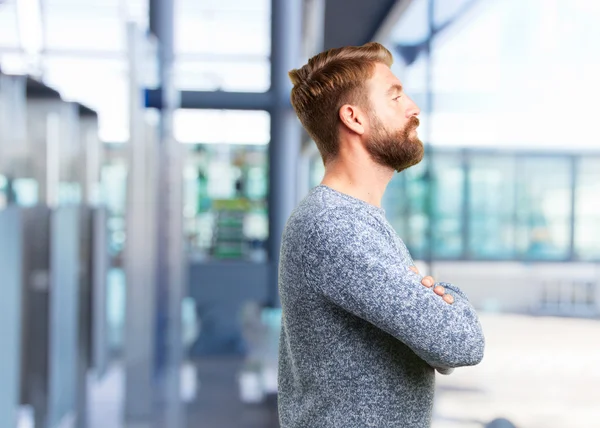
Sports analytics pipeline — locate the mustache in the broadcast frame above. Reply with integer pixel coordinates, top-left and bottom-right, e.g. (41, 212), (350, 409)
(408, 116), (420, 129)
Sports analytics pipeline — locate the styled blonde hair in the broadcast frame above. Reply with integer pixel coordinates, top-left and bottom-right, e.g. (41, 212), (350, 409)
(289, 42), (393, 163)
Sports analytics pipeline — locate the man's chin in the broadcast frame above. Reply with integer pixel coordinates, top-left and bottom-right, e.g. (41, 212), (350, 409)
(395, 157), (423, 173)
(395, 144), (424, 172)
(410, 136), (423, 146)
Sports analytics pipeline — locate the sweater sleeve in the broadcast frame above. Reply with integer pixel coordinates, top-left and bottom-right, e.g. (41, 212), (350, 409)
(437, 281), (471, 301)
(302, 212), (485, 370)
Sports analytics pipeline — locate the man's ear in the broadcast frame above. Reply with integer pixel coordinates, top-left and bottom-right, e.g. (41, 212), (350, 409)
(338, 104), (366, 136)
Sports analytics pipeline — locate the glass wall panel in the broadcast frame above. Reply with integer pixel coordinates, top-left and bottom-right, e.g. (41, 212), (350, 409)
(383, 173), (408, 240)
(308, 155), (325, 190)
(430, 153), (464, 258)
(575, 157), (600, 260)
(404, 161), (429, 259)
(100, 155), (128, 264)
(468, 154), (516, 259)
(309, 146), (600, 262)
(515, 157), (571, 260)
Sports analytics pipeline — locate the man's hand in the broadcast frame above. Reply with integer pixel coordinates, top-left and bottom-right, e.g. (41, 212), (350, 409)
(409, 266), (454, 304)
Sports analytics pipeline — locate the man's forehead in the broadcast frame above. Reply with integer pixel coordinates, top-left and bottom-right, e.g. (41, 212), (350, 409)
(369, 63), (403, 90)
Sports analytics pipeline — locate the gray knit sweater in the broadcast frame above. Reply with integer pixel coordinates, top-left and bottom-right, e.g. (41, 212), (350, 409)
(277, 185), (485, 428)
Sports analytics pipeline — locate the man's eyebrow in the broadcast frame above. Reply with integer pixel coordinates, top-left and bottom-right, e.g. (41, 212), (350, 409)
(386, 84), (403, 96)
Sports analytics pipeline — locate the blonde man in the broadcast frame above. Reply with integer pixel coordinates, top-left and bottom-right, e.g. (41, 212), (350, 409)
(277, 42), (485, 427)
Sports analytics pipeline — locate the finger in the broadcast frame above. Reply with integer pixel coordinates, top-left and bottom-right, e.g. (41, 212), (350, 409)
(433, 285), (445, 296)
(409, 265), (420, 274)
(443, 294), (454, 304)
(421, 276), (434, 288)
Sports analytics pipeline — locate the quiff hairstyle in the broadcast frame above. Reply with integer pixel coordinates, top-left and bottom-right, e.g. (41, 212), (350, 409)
(289, 42), (393, 164)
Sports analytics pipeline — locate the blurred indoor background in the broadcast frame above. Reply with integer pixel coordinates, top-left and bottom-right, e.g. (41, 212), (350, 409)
(0, 0), (599, 427)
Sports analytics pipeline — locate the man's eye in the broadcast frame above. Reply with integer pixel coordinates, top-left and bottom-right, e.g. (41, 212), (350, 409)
(394, 95), (402, 101)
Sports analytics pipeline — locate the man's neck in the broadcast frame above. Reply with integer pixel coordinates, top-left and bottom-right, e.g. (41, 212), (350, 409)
(320, 160), (393, 209)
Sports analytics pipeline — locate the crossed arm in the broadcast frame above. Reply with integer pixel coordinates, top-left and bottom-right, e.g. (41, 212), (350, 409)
(303, 217), (485, 374)
(409, 265), (464, 375)
(410, 265), (455, 303)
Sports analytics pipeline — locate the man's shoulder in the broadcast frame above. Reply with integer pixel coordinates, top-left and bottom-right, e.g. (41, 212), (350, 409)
(289, 191), (380, 238)
(283, 199), (386, 263)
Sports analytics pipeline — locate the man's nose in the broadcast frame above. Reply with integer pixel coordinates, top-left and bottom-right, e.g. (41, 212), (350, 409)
(406, 95), (420, 117)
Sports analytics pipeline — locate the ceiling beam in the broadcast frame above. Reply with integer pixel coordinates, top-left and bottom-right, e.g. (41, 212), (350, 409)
(323, 0), (408, 49)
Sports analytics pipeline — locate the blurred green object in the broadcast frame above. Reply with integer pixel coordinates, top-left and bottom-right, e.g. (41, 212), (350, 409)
(213, 198), (249, 259)
(196, 172), (211, 213)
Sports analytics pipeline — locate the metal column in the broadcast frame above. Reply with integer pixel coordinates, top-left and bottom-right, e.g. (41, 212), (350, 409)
(297, 0), (326, 203)
(48, 206), (81, 428)
(150, 0), (185, 425)
(0, 207), (23, 428)
(124, 23), (158, 424)
(268, 0), (304, 307)
(424, 0), (436, 272)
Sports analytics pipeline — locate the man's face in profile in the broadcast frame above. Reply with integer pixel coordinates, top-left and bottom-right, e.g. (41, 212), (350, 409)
(363, 63), (424, 173)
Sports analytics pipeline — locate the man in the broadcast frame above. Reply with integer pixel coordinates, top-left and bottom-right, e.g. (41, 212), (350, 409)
(277, 42), (485, 427)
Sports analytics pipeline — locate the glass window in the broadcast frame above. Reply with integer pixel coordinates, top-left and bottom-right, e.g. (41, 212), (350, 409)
(45, 8), (125, 52)
(176, 8), (270, 57)
(184, 144), (268, 262)
(430, 153), (464, 258)
(426, 0), (600, 151)
(0, 175), (6, 209)
(403, 160), (429, 259)
(177, 111), (271, 262)
(174, 109), (270, 145)
(575, 157), (600, 260)
(0, 2), (20, 48)
(515, 157), (572, 260)
(385, 153), (465, 261)
(0, 175), (36, 207)
(12, 178), (39, 206)
(433, 0), (478, 28)
(383, 173), (408, 240)
(100, 158), (128, 261)
(174, 58), (270, 93)
(308, 154), (325, 190)
(380, 154), (465, 260)
(42, 56), (129, 142)
(389, 0), (430, 45)
(175, 0), (271, 92)
(468, 154), (516, 259)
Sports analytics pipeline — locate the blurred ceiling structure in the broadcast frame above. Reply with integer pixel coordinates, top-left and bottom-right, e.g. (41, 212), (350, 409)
(323, 0), (407, 49)
(0, 0), (414, 142)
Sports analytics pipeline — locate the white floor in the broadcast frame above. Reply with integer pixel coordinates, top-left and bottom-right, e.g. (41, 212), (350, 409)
(59, 313), (600, 428)
(432, 313), (600, 428)
(87, 364), (124, 428)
